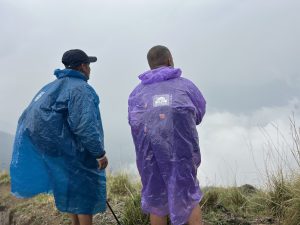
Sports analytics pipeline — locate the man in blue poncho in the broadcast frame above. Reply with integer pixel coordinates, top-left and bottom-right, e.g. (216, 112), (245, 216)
(128, 46), (206, 225)
(10, 49), (107, 225)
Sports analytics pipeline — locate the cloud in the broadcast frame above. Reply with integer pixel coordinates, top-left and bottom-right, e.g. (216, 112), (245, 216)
(198, 98), (300, 186)
(1, 0), (299, 126)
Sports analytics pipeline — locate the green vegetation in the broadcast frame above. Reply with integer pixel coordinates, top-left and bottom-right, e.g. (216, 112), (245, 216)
(0, 120), (299, 224)
(0, 170), (299, 224)
(121, 189), (149, 225)
(0, 171), (10, 184)
(107, 172), (135, 197)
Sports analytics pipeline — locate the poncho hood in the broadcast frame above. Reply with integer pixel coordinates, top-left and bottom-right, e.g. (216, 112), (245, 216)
(138, 66), (182, 85)
(54, 68), (88, 81)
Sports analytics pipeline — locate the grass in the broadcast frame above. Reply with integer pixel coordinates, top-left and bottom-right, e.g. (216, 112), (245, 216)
(121, 190), (150, 225)
(0, 119), (300, 224)
(200, 186), (273, 224)
(107, 172), (135, 197)
(106, 172), (151, 224)
(262, 118), (300, 225)
(0, 171), (10, 184)
(283, 176), (300, 225)
(0, 170), (298, 225)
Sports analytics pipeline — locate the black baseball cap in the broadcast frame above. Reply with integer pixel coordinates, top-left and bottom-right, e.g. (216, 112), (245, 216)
(62, 49), (97, 68)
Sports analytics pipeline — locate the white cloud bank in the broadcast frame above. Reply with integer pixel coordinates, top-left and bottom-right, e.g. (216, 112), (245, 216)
(198, 98), (300, 186)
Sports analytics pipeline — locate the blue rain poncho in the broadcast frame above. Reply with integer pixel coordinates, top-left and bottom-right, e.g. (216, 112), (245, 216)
(128, 67), (206, 225)
(10, 69), (106, 214)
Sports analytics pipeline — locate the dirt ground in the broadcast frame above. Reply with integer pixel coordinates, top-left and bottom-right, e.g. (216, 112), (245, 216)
(0, 183), (122, 225)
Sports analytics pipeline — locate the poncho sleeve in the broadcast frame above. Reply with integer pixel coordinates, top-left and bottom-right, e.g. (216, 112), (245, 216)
(186, 80), (206, 125)
(67, 85), (105, 158)
(128, 84), (144, 124)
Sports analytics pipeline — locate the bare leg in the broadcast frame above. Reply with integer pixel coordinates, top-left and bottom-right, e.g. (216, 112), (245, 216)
(69, 214), (80, 225)
(187, 205), (203, 225)
(77, 214), (93, 225)
(150, 214), (168, 225)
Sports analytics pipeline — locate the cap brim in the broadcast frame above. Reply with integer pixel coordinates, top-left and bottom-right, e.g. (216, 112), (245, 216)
(88, 56), (97, 63)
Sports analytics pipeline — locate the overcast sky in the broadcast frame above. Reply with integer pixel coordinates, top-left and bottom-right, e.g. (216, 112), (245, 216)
(0, 0), (299, 186)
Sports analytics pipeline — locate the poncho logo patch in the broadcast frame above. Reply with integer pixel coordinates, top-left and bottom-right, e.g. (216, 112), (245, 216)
(34, 91), (45, 102)
(153, 94), (172, 107)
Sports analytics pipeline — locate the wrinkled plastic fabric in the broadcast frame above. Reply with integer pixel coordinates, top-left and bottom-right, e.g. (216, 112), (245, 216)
(128, 67), (206, 225)
(10, 69), (106, 214)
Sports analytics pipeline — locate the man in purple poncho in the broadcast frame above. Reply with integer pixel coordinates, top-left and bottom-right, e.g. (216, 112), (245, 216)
(128, 45), (206, 225)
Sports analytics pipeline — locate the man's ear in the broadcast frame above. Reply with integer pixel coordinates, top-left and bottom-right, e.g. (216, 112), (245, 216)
(77, 64), (84, 73)
(168, 57), (174, 67)
(167, 58), (171, 66)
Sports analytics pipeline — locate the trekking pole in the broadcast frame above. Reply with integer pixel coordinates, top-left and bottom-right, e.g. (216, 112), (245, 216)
(106, 200), (122, 225)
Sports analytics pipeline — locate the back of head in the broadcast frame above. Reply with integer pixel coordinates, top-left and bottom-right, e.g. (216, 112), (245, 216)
(62, 49), (97, 69)
(61, 49), (97, 78)
(147, 45), (173, 69)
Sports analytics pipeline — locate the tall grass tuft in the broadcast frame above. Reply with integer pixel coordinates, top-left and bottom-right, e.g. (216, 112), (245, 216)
(281, 118), (300, 225)
(120, 189), (150, 225)
(0, 171), (10, 184)
(267, 173), (292, 218)
(264, 117), (300, 224)
(282, 176), (300, 225)
(227, 187), (247, 212)
(200, 187), (219, 211)
(107, 173), (135, 197)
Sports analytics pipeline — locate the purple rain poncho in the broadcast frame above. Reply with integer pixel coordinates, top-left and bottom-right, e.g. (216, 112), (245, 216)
(128, 66), (206, 225)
